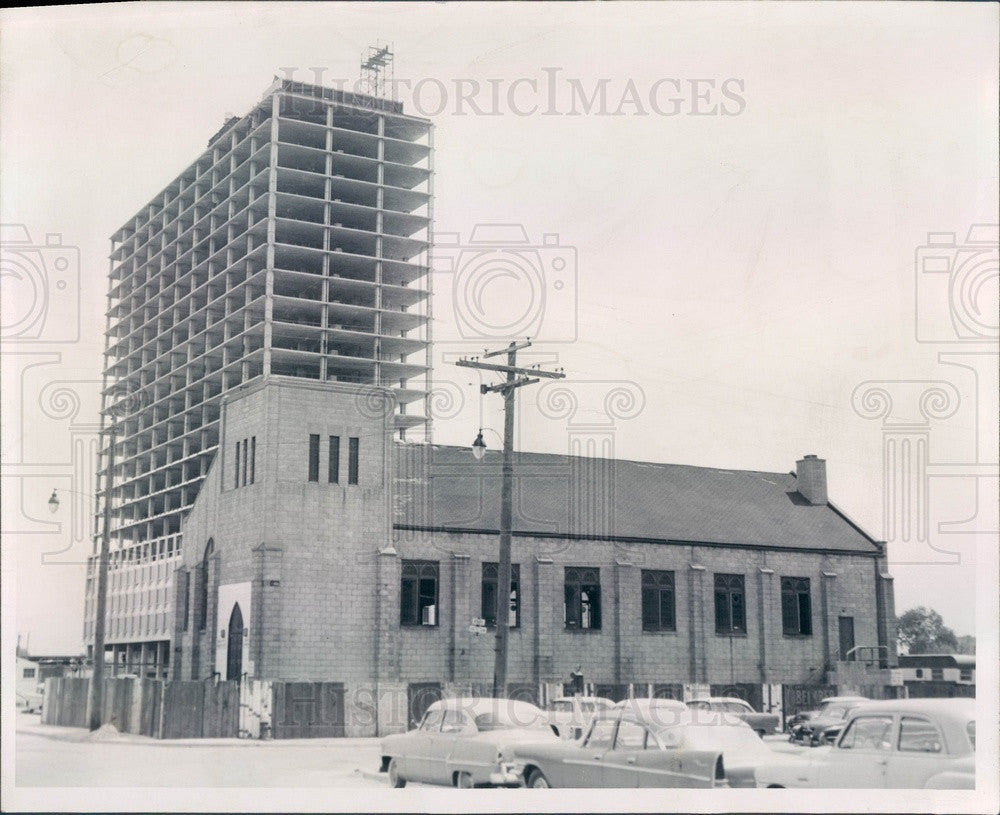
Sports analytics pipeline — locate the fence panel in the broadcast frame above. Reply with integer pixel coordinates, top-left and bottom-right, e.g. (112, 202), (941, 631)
(239, 680), (272, 739)
(272, 682), (346, 738)
(203, 681), (240, 738)
(103, 678), (135, 731)
(905, 680), (976, 699)
(44, 677), (89, 727)
(711, 682), (764, 711)
(162, 681), (205, 738)
(139, 678), (162, 737)
(781, 683), (836, 719)
(652, 683), (684, 701)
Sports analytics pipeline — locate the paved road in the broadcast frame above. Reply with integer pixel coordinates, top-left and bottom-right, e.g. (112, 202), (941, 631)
(16, 713), (806, 788)
(16, 714), (391, 788)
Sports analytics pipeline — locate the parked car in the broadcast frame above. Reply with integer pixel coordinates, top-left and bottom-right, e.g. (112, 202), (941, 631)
(686, 697), (780, 737)
(757, 698), (976, 789)
(546, 696), (615, 740)
(789, 696), (869, 745)
(786, 708), (818, 731)
(506, 707), (756, 788)
(378, 697), (558, 788)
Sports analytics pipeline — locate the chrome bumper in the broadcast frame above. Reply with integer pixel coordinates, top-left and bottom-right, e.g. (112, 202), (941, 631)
(491, 763), (525, 787)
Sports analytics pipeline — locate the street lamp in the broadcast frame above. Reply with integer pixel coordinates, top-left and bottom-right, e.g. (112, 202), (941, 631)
(471, 430), (487, 461)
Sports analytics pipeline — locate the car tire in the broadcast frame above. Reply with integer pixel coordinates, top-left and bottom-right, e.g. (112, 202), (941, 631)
(455, 771), (474, 789)
(756, 729), (766, 738)
(388, 758), (406, 788)
(767, 784), (785, 788)
(527, 768), (551, 789)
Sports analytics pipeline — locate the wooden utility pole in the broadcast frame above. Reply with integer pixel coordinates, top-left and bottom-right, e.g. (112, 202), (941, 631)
(88, 420), (115, 730)
(455, 340), (565, 698)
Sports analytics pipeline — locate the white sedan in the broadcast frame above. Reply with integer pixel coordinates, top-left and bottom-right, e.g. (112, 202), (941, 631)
(379, 698), (558, 788)
(546, 696), (615, 739)
(756, 698), (976, 789)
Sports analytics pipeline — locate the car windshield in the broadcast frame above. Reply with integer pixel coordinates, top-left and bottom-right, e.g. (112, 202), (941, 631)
(474, 710), (547, 731)
(824, 705), (849, 720)
(549, 701), (573, 713)
(579, 702), (596, 713)
(721, 702), (750, 714)
(666, 725), (769, 756)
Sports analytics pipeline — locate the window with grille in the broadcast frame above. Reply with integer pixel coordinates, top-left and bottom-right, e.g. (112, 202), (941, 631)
(348, 437), (359, 484)
(565, 567), (601, 630)
(308, 434), (320, 482)
(482, 562), (520, 628)
(328, 435), (340, 483)
(401, 560), (439, 626)
(781, 576), (812, 635)
(641, 570), (676, 632)
(714, 573), (746, 634)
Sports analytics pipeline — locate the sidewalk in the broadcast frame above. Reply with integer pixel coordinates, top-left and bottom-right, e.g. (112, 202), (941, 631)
(16, 711), (383, 749)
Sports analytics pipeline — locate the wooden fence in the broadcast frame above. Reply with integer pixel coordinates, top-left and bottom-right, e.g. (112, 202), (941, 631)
(43, 677), (240, 738)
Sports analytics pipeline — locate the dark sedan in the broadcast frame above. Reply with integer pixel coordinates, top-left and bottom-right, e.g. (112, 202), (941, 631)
(790, 696), (869, 746)
(505, 703), (773, 788)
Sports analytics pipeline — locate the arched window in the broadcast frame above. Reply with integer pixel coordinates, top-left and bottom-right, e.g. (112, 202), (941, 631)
(198, 539), (214, 631)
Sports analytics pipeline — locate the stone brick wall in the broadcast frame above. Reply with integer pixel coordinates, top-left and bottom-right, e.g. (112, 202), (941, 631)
(175, 376), (394, 688)
(388, 530), (887, 691)
(168, 376), (895, 736)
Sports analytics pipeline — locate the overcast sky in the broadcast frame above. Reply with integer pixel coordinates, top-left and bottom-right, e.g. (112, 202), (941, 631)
(2, 2), (997, 655)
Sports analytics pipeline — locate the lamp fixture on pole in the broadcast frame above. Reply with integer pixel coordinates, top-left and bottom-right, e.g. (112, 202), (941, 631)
(471, 430), (487, 461)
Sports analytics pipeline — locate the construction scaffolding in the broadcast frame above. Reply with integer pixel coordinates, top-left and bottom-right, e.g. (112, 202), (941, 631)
(88, 78), (433, 657)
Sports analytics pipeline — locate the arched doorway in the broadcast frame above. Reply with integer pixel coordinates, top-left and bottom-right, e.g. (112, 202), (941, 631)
(226, 603), (244, 681)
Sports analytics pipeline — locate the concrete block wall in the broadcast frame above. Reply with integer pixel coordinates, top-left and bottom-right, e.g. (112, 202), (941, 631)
(389, 529), (888, 691)
(176, 376), (395, 683)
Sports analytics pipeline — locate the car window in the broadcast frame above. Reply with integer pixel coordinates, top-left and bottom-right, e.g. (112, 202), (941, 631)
(826, 705), (848, 719)
(549, 701), (573, 713)
(898, 717), (942, 754)
(614, 721), (647, 750)
(838, 715), (893, 750)
(688, 700), (710, 710)
(441, 709), (472, 733)
(723, 702), (750, 714)
(966, 721), (975, 750)
(585, 719), (617, 750)
(420, 709), (443, 731)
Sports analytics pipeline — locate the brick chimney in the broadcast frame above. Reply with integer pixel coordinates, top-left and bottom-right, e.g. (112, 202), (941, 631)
(796, 454), (828, 505)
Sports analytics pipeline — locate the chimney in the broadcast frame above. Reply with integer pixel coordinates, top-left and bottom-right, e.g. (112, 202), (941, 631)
(796, 454), (828, 505)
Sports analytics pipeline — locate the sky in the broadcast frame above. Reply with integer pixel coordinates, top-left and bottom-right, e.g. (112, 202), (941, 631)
(1, 1), (997, 657)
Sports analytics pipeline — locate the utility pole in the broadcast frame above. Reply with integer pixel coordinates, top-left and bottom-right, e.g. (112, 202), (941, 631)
(455, 340), (565, 698)
(87, 384), (141, 730)
(88, 420), (115, 730)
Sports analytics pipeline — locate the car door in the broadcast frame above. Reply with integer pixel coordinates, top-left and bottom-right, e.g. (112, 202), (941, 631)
(439, 709), (483, 785)
(633, 726), (716, 788)
(600, 719), (646, 787)
(561, 718), (617, 787)
(407, 708), (444, 781)
(813, 714), (895, 788)
(885, 715), (947, 789)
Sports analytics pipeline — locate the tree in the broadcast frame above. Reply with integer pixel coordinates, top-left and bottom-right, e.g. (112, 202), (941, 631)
(955, 634), (976, 655)
(896, 606), (960, 654)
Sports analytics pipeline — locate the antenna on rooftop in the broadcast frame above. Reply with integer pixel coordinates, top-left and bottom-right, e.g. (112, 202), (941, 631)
(360, 42), (394, 98)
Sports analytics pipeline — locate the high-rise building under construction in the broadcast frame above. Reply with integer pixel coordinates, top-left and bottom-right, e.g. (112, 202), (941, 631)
(84, 77), (432, 674)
